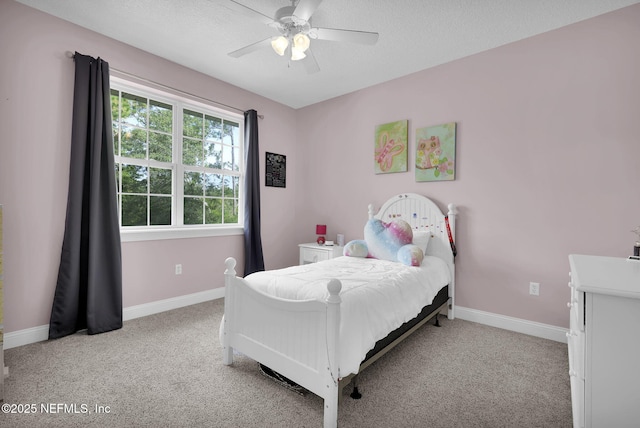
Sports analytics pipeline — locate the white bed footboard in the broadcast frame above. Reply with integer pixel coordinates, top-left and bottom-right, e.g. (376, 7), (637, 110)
(222, 257), (342, 428)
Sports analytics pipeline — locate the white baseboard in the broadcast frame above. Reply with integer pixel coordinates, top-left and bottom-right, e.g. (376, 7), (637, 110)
(4, 325), (49, 350)
(4, 292), (567, 350)
(122, 287), (224, 320)
(3, 287), (225, 350)
(455, 306), (568, 343)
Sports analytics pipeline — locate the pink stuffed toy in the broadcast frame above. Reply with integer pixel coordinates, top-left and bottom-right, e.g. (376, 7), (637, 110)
(343, 218), (423, 266)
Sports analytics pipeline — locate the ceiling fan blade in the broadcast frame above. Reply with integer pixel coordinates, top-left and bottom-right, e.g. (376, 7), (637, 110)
(293, 0), (323, 22)
(228, 37), (273, 58)
(225, 0), (274, 25)
(303, 49), (320, 74)
(312, 27), (379, 45)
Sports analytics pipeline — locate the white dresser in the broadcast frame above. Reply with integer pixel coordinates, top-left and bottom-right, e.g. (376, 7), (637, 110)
(0, 205), (3, 402)
(567, 254), (640, 428)
(298, 243), (343, 265)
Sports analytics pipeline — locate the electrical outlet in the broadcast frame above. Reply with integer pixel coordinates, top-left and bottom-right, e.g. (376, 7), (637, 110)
(529, 282), (540, 296)
(175, 264), (182, 275)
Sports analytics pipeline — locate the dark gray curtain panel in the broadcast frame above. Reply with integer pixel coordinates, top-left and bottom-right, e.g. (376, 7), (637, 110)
(49, 52), (122, 339)
(243, 109), (265, 276)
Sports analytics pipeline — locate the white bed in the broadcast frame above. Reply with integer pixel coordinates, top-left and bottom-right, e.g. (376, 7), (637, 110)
(221, 193), (456, 428)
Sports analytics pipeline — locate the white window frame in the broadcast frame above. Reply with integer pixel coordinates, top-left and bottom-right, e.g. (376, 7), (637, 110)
(111, 76), (244, 242)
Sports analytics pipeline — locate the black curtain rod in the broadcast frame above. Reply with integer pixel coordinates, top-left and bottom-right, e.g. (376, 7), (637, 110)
(66, 51), (263, 119)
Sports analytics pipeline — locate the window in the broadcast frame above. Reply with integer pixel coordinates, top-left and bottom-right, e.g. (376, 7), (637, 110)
(110, 78), (244, 241)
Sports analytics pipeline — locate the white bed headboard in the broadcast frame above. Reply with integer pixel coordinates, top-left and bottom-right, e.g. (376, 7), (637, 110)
(369, 193), (456, 268)
(369, 193), (457, 318)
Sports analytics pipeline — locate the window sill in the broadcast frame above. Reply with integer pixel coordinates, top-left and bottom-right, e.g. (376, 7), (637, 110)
(120, 226), (244, 242)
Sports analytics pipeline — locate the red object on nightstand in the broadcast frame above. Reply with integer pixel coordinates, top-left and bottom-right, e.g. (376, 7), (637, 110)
(316, 224), (326, 245)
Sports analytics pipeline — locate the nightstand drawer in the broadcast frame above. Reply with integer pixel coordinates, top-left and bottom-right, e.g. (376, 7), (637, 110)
(300, 247), (330, 264)
(298, 243), (344, 265)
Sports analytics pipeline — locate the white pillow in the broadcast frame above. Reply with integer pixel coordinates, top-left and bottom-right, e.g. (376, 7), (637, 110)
(412, 231), (431, 255)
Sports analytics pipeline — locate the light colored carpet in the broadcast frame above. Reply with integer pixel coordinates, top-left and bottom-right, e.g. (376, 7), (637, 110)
(3, 299), (572, 427)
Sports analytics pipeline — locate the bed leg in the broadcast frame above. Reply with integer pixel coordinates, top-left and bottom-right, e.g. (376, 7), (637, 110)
(222, 345), (233, 365)
(324, 388), (339, 428)
(434, 313), (441, 327)
(220, 314), (234, 365)
(350, 375), (362, 399)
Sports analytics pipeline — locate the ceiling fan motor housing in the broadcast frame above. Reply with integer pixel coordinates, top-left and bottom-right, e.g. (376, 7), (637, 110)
(274, 5), (311, 35)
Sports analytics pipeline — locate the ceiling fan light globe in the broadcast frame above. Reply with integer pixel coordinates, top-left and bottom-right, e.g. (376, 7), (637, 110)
(271, 36), (288, 56)
(291, 46), (306, 61)
(293, 33), (310, 52)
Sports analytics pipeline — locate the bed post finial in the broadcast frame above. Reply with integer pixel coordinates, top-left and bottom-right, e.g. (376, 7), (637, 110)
(368, 204), (374, 220)
(327, 279), (342, 302)
(224, 257), (237, 276)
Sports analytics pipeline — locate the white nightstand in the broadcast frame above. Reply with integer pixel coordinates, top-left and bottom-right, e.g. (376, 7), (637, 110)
(299, 243), (344, 265)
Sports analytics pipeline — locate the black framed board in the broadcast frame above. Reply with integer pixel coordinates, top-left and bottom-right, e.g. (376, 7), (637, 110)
(265, 152), (286, 188)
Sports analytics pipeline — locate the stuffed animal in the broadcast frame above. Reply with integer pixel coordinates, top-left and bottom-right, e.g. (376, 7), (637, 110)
(343, 218), (424, 266)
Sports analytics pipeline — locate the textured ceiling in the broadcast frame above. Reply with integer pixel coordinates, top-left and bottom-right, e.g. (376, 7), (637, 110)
(15, 0), (640, 109)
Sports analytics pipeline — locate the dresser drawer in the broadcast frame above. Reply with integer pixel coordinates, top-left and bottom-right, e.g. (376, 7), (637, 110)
(569, 369), (585, 428)
(567, 324), (585, 379)
(568, 276), (585, 331)
(567, 322), (585, 428)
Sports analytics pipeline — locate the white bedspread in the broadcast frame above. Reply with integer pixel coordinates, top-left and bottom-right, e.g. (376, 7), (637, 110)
(244, 255), (451, 376)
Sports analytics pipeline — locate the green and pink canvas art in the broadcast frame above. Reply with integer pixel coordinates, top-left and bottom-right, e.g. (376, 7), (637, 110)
(415, 122), (456, 182)
(374, 120), (408, 174)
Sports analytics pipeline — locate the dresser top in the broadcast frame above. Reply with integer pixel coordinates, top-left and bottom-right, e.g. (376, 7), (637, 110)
(569, 254), (640, 299)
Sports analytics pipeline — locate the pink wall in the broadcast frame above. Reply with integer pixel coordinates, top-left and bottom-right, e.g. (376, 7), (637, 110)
(296, 5), (640, 328)
(1, 1), (638, 334)
(0, 1), (301, 332)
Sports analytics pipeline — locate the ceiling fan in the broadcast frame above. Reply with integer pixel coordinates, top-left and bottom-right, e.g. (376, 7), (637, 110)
(226, 0), (379, 73)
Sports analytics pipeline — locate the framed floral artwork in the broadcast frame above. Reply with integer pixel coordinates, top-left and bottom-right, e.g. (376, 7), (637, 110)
(415, 122), (456, 182)
(374, 120), (408, 174)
